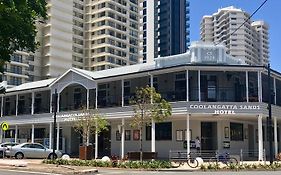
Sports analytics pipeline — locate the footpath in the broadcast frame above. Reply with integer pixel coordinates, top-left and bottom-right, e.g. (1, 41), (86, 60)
(0, 159), (98, 175)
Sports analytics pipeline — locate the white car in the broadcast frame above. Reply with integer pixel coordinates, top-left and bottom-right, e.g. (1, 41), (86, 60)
(5, 143), (62, 159)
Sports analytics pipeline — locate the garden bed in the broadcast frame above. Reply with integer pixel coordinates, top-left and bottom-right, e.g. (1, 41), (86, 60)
(43, 159), (172, 170)
(200, 162), (281, 171)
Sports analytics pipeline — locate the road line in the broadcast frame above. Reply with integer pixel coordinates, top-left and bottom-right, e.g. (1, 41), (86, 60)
(1, 169), (62, 175)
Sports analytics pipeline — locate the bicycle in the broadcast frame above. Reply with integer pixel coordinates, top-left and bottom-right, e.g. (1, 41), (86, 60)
(171, 152), (199, 168)
(209, 152), (238, 166)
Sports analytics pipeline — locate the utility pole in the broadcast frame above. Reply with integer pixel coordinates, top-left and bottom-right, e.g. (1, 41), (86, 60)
(267, 64), (273, 164)
(52, 89), (58, 160)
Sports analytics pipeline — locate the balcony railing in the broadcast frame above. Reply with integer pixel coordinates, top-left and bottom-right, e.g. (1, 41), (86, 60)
(98, 95), (122, 108)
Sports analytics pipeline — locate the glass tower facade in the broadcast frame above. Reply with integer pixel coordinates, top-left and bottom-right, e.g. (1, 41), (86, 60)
(142, 0), (190, 62)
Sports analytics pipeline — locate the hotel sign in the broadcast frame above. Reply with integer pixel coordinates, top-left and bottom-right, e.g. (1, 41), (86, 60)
(201, 49), (219, 63)
(187, 103), (261, 115)
(54, 112), (91, 122)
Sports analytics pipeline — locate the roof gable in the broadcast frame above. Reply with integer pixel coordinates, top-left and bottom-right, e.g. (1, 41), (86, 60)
(50, 68), (96, 93)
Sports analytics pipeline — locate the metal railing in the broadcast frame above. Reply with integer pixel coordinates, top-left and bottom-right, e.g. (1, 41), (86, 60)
(169, 149), (267, 163)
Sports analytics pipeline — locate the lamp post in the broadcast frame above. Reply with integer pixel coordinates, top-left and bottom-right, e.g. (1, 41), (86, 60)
(267, 64), (273, 164)
(52, 89), (58, 160)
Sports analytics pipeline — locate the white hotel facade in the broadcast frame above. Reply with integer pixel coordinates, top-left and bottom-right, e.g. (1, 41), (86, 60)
(0, 42), (281, 160)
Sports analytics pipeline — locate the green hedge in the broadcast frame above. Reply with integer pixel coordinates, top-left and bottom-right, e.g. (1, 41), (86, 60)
(43, 159), (172, 169)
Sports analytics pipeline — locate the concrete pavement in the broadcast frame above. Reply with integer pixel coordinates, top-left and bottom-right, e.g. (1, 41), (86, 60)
(0, 158), (279, 175)
(0, 159), (98, 174)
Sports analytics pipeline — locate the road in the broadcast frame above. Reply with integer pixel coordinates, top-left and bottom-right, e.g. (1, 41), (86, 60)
(0, 168), (281, 175)
(96, 169), (281, 175)
(0, 169), (60, 175)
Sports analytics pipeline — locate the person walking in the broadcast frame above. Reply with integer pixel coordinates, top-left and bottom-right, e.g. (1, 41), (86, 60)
(195, 136), (201, 154)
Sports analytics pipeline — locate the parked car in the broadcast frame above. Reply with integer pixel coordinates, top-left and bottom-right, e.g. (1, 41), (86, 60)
(5, 143), (62, 159)
(0, 142), (19, 157)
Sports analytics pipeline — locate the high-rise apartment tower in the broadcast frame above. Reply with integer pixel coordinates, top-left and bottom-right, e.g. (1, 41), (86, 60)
(141, 0), (190, 63)
(41, 0), (143, 77)
(200, 6), (269, 66)
(1, 0), (143, 86)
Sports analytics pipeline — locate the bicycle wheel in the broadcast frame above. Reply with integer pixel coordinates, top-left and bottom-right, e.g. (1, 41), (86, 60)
(187, 158), (199, 168)
(226, 157), (238, 166)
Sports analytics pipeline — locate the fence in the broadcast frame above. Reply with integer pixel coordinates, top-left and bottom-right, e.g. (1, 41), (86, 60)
(169, 149), (267, 163)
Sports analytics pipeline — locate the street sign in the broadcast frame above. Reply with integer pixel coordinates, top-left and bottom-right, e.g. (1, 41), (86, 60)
(1, 122), (9, 131)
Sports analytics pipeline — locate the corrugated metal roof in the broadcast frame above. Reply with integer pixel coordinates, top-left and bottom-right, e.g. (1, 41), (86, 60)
(72, 62), (155, 79)
(6, 78), (56, 93)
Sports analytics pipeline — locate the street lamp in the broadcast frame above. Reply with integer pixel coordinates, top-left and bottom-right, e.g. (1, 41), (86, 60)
(267, 64), (273, 164)
(52, 89), (58, 160)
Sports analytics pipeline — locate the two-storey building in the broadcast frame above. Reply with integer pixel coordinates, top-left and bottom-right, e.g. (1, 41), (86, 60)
(0, 42), (281, 160)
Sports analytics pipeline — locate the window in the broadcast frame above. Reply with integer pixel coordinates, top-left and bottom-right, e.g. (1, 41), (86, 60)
(4, 129), (15, 138)
(176, 130), (184, 141)
(125, 130), (131, 140)
(32, 144), (45, 149)
(22, 144), (32, 148)
(116, 131), (121, 141)
(146, 122), (172, 140)
(230, 123), (243, 141)
(33, 128), (45, 138)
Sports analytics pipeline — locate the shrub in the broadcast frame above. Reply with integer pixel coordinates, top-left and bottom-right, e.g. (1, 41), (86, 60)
(200, 164), (207, 171)
(43, 159), (171, 169)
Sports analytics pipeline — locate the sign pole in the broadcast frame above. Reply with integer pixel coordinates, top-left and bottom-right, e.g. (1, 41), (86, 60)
(52, 89), (58, 160)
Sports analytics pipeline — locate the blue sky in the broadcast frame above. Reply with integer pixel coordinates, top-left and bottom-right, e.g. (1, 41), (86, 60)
(189, 0), (281, 71)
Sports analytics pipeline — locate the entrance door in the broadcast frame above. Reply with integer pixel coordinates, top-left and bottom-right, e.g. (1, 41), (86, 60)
(98, 126), (111, 157)
(201, 122), (217, 150)
(248, 124), (254, 156)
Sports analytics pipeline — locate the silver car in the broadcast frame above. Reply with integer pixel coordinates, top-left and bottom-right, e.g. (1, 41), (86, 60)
(0, 142), (19, 157)
(5, 143), (62, 159)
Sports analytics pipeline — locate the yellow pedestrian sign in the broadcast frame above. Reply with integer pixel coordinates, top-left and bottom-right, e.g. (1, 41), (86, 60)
(1, 122), (9, 131)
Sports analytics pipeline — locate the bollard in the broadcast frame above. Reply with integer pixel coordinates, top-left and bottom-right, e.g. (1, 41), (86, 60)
(240, 149), (243, 163)
(263, 149), (266, 164)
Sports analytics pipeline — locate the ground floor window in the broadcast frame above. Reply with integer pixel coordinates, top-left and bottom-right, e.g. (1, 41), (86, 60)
(4, 129), (15, 138)
(146, 122), (172, 140)
(230, 122), (243, 141)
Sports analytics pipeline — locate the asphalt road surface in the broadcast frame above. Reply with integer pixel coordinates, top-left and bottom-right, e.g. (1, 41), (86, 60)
(0, 169), (60, 175)
(96, 169), (281, 175)
(1, 169), (281, 175)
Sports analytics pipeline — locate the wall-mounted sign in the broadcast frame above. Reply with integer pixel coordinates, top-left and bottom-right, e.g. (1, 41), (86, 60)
(201, 48), (218, 63)
(187, 102), (261, 115)
(223, 141), (230, 149)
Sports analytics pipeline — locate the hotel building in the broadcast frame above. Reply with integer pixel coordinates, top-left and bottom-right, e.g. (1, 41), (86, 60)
(0, 42), (280, 160)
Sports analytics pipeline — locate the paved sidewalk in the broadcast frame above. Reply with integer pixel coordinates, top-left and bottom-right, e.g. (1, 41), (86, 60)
(0, 158), (275, 174)
(0, 159), (98, 174)
(166, 160), (272, 171)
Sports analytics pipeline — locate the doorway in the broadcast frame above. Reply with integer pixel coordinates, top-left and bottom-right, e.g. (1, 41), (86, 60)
(201, 122), (217, 150)
(248, 124), (254, 156)
(98, 126), (111, 157)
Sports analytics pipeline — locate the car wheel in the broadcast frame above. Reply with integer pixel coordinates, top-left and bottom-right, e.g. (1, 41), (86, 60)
(0, 151), (3, 158)
(15, 152), (24, 159)
(48, 153), (57, 159)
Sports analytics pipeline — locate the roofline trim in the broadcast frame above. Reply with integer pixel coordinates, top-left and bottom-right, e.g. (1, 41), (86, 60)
(49, 68), (94, 87)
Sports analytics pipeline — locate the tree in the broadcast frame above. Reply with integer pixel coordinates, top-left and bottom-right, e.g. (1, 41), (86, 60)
(74, 109), (108, 147)
(0, 0), (47, 72)
(130, 86), (172, 161)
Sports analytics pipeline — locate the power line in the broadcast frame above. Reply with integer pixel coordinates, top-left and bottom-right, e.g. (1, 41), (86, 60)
(215, 0), (268, 46)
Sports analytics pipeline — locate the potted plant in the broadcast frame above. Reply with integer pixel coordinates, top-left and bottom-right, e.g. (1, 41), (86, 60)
(74, 108), (108, 160)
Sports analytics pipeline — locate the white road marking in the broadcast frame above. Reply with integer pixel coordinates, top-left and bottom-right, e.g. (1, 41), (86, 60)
(1, 169), (61, 175)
